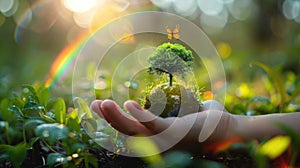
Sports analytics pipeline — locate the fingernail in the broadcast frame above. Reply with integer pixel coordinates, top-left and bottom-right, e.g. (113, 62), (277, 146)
(128, 101), (143, 111)
(91, 100), (101, 110)
(90, 100), (104, 118)
(124, 100), (144, 111)
(102, 100), (114, 108)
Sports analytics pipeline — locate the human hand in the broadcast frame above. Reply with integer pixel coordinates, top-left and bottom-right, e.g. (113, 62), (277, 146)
(90, 99), (236, 154)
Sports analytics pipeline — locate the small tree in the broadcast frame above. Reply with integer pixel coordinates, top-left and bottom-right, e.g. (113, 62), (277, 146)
(147, 42), (194, 86)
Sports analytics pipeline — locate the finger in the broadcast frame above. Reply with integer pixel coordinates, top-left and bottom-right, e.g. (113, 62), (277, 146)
(90, 100), (104, 118)
(100, 100), (152, 136)
(124, 100), (171, 133)
(100, 100), (132, 123)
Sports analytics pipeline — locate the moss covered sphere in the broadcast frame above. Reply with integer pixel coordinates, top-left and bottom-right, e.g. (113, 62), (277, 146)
(143, 83), (200, 118)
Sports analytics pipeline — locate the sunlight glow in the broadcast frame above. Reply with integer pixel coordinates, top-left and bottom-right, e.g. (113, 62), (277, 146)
(63, 0), (97, 13)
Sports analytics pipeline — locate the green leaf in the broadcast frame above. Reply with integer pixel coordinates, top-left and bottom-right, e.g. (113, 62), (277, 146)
(0, 143), (28, 168)
(162, 151), (192, 168)
(38, 88), (50, 107)
(66, 109), (81, 132)
(8, 105), (24, 120)
(84, 153), (98, 168)
(0, 98), (13, 111)
(231, 103), (247, 115)
(277, 123), (300, 166)
(86, 62), (96, 80)
(196, 160), (226, 168)
(72, 143), (86, 154)
(12, 93), (25, 108)
(23, 101), (44, 112)
(0, 98), (16, 122)
(251, 62), (287, 110)
(24, 119), (45, 140)
(127, 136), (162, 163)
(53, 98), (66, 124)
(39, 112), (56, 123)
(81, 118), (97, 134)
(47, 153), (69, 167)
(276, 123), (300, 147)
(248, 96), (270, 104)
(246, 96), (270, 109)
(35, 123), (69, 145)
(289, 84), (300, 102)
(22, 85), (39, 103)
(258, 135), (291, 159)
(73, 97), (93, 121)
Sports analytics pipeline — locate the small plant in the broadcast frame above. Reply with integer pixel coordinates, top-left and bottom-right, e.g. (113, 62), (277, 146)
(251, 62), (300, 113)
(0, 84), (142, 167)
(142, 42), (200, 117)
(226, 62), (300, 115)
(148, 42), (194, 86)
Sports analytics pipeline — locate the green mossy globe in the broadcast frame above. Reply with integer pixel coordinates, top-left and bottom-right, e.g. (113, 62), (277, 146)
(143, 83), (200, 118)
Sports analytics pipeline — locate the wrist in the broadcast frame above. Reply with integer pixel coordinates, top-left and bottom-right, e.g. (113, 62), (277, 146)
(207, 112), (237, 142)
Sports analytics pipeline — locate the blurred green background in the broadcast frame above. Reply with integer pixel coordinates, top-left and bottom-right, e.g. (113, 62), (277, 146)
(1, 0), (300, 101)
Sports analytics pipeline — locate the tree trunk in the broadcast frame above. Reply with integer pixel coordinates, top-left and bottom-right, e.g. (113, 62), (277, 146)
(169, 73), (173, 86)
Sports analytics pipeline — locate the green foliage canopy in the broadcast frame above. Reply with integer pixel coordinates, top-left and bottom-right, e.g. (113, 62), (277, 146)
(147, 42), (194, 79)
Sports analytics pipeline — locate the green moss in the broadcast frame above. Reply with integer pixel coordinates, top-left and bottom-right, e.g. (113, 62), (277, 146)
(143, 83), (200, 117)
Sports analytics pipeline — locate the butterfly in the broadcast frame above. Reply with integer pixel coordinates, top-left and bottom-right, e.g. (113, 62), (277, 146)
(166, 25), (179, 40)
(120, 33), (135, 44)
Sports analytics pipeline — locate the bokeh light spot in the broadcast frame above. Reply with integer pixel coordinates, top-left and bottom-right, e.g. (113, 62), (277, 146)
(1, 0), (17, 17)
(42, 130), (50, 137)
(174, 0), (197, 17)
(228, 0), (255, 21)
(124, 81), (131, 88)
(219, 0), (234, 4)
(73, 10), (95, 28)
(203, 91), (213, 100)
(0, 0), (14, 13)
(95, 80), (107, 90)
(217, 42), (232, 59)
(197, 0), (223, 16)
(150, 0), (173, 10)
(63, 0), (97, 13)
(283, 0), (300, 20)
(235, 83), (253, 98)
(72, 153), (79, 158)
(200, 9), (228, 33)
(258, 135), (291, 159)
